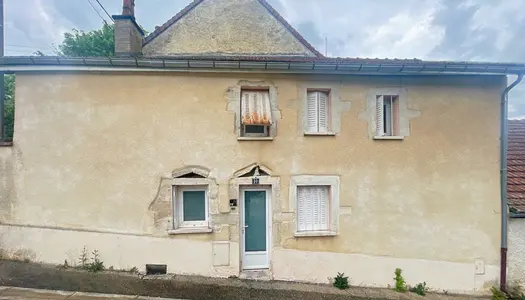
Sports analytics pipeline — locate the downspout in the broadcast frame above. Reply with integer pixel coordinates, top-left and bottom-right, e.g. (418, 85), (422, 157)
(500, 73), (523, 292)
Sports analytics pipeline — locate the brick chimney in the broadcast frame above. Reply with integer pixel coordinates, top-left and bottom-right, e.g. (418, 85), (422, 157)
(112, 0), (144, 56)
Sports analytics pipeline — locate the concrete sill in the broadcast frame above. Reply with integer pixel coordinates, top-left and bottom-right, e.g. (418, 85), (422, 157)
(373, 136), (404, 140)
(237, 137), (274, 141)
(294, 231), (337, 237)
(304, 132), (336, 136)
(0, 141), (13, 147)
(168, 227), (213, 235)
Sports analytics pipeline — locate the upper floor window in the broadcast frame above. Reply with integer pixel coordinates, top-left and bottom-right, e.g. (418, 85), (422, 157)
(376, 95), (399, 137)
(241, 90), (272, 137)
(306, 90), (330, 133)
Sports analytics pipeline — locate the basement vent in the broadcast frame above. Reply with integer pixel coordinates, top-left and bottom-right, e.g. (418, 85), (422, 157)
(146, 264), (167, 275)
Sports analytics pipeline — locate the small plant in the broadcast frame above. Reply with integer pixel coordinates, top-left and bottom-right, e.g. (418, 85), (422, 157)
(491, 286), (508, 300)
(410, 282), (427, 296)
(108, 266), (114, 271)
(393, 268), (408, 292)
(333, 272), (350, 290)
(508, 283), (525, 300)
(129, 266), (139, 274)
(78, 246), (89, 269)
(86, 249), (104, 272)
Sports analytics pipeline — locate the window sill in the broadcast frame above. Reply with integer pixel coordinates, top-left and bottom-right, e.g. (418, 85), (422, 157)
(0, 141), (13, 147)
(237, 137), (274, 141)
(294, 231), (337, 237)
(373, 136), (404, 140)
(168, 227), (213, 235)
(304, 132), (336, 136)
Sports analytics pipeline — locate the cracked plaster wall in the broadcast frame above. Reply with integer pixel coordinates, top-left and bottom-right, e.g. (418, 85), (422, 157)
(0, 73), (506, 290)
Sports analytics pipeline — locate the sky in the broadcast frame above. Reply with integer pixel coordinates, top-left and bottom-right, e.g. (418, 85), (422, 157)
(4, 0), (525, 118)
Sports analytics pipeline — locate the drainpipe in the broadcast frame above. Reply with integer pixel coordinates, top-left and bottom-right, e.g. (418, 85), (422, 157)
(500, 73), (523, 292)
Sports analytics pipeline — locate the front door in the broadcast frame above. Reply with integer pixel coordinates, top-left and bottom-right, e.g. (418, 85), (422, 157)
(241, 188), (270, 270)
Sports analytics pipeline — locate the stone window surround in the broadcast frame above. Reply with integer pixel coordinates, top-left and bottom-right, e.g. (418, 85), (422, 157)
(289, 175), (340, 237)
(298, 82), (350, 136)
(359, 87), (420, 140)
(226, 80), (281, 141)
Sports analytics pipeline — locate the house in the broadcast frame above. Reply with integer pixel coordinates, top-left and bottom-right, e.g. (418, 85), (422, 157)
(0, 0), (524, 293)
(508, 119), (525, 283)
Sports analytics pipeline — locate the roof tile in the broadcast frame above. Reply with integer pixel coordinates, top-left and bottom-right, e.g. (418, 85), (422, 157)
(508, 120), (525, 213)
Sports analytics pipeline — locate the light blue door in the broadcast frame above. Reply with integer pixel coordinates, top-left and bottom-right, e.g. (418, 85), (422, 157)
(242, 190), (269, 269)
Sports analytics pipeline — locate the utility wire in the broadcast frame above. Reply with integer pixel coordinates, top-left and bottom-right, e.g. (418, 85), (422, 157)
(95, 0), (114, 22)
(87, 0), (108, 25)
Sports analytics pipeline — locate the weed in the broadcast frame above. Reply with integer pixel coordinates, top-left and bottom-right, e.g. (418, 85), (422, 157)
(333, 272), (350, 290)
(393, 268), (408, 293)
(78, 246), (89, 269)
(86, 249), (104, 272)
(491, 283), (525, 300)
(108, 266), (114, 271)
(443, 290), (449, 295)
(57, 260), (69, 269)
(129, 266), (139, 274)
(492, 287), (508, 300)
(410, 282), (427, 296)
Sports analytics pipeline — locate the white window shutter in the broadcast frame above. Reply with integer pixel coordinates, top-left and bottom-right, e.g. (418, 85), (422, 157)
(376, 95), (384, 136)
(297, 186), (329, 232)
(297, 187), (307, 231)
(318, 92), (329, 133)
(307, 92), (319, 132)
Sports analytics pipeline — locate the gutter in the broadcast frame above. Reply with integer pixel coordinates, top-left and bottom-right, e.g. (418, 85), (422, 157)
(500, 73), (523, 292)
(510, 212), (525, 219)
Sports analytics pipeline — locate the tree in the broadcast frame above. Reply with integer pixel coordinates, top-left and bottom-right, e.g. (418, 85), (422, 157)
(2, 23), (115, 139)
(57, 23), (114, 57)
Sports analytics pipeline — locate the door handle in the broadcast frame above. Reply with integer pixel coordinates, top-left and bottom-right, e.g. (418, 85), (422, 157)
(243, 225), (249, 228)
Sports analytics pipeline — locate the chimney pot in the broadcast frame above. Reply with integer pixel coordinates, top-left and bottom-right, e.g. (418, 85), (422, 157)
(122, 0), (135, 17)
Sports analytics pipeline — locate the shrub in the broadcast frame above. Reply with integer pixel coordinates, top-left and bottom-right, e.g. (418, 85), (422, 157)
(333, 272), (350, 290)
(393, 268), (408, 292)
(410, 282), (427, 296)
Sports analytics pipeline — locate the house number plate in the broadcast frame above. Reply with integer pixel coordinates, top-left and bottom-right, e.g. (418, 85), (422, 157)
(252, 177), (260, 185)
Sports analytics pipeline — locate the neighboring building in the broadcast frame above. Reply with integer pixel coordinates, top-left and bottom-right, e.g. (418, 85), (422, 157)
(0, 0), (524, 293)
(508, 119), (525, 283)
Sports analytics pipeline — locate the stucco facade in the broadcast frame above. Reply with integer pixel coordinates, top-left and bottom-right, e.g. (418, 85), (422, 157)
(0, 72), (505, 293)
(509, 219), (525, 283)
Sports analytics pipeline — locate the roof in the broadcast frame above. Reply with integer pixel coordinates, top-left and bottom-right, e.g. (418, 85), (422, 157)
(509, 119), (525, 214)
(0, 56), (524, 75)
(142, 0), (324, 58)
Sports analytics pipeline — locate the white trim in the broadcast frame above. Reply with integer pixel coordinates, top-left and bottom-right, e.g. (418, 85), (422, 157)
(240, 186), (272, 270)
(237, 137), (274, 141)
(172, 185), (210, 230)
(289, 175), (339, 237)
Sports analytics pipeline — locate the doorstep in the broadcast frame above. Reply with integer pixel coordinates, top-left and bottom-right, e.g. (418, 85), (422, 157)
(239, 269), (273, 281)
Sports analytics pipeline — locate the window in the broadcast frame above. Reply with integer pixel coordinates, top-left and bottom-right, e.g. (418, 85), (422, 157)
(174, 186), (208, 228)
(297, 186), (330, 231)
(306, 90), (330, 133)
(241, 90), (272, 137)
(290, 175), (339, 237)
(376, 95), (399, 137)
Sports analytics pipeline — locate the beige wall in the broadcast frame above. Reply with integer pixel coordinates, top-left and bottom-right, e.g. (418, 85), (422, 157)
(142, 0), (315, 56)
(509, 218), (525, 283)
(0, 72), (505, 291)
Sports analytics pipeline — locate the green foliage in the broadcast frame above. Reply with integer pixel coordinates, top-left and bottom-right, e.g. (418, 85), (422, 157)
(2, 74), (15, 139)
(393, 268), (408, 293)
(491, 284), (525, 300)
(86, 249), (104, 272)
(78, 246), (104, 272)
(57, 23), (115, 57)
(333, 272), (349, 290)
(78, 246), (89, 268)
(410, 282), (427, 296)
